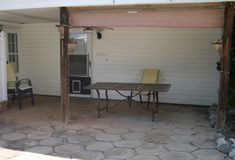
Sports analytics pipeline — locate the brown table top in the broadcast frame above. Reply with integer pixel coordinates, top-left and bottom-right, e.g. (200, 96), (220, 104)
(84, 82), (171, 92)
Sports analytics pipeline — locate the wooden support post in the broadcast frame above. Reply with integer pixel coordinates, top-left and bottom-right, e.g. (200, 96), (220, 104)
(60, 7), (70, 124)
(216, 2), (234, 129)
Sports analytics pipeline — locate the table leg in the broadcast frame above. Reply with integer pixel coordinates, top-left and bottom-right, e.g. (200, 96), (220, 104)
(96, 89), (101, 118)
(147, 91), (151, 110)
(105, 89), (109, 112)
(156, 92), (159, 115)
(152, 91), (156, 121)
(129, 91), (133, 108)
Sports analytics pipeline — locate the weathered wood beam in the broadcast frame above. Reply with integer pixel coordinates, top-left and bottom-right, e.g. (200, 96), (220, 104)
(216, 2), (234, 129)
(69, 9), (224, 28)
(60, 7), (70, 124)
(68, 2), (224, 12)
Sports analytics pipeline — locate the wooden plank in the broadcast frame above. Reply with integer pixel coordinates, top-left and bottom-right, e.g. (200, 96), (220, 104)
(69, 9), (224, 28)
(216, 2), (234, 129)
(60, 7), (70, 124)
(68, 2), (224, 11)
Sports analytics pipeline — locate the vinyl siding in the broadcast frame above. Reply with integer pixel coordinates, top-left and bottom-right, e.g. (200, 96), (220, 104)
(19, 23), (60, 96)
(92, 27), (221, 105)
(19, 24), (220, 106)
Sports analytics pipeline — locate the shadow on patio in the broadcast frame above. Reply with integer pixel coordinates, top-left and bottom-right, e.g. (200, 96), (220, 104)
(0, 96), (226, 160)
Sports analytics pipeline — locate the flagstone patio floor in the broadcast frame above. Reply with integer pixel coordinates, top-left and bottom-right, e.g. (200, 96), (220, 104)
(0, 96), (228, 160)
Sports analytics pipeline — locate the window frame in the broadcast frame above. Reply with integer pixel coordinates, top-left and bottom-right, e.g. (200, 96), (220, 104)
(6, 29), (20, 74)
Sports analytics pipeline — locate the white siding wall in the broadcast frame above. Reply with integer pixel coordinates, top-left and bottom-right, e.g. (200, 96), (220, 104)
(92, 27), (221, 106)
(19, 23), (60, 96)
(19, 25), (220, 106)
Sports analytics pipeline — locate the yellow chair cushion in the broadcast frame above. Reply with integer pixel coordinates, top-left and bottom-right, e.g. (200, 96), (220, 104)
(7, 64), (16, 82)
(142, 69), (160, 84)
(135, 69), (160, 95)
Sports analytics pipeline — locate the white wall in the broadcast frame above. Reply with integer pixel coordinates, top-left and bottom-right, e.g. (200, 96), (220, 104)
(92, 27), (221, 106)
(0, 31), (7, 102)
(19, 24), (220, 106)
(19, 23), (60, 96)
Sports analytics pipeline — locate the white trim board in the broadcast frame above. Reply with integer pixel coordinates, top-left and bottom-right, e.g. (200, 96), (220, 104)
(0, 0), (230, 11)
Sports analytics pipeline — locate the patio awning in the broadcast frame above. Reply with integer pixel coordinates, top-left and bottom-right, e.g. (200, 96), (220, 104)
(69, 8), (224, 28)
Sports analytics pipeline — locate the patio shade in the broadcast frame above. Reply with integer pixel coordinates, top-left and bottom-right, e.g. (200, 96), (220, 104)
(69, 8), (224, 28)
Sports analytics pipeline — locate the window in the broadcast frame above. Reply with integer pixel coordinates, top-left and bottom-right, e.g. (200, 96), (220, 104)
(69, 32), (89, 76)
(70, 55), (88, 76)
(69, 32), (87, 54)
(7, 33), (19, 73)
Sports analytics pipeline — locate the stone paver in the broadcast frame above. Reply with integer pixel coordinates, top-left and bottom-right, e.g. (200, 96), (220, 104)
(95, 133), (121, 141)
(88, 122), (111, 129)
(169, 134), (196, 143)
(67, 134), (95, 145)
(0, 127), (14, 135)
(105, 127), (129, 134)
(122, 132), (146, 140)
(171, 128), (197, 135)
(104, 148), (135, 159)
(128, 155), (160, 160)
(8, 139), (38, 150)
(147, 129), (174, 137)
(86, 141), (114, 151)
(144, 134), (171, 144)
(25, 146), (53, 154)
(16, 126), (38, 134)
(27, 130), (52, 140)
(65, 123), (88, 130)
(39, 137), (65, 146)
(192, 149), (226, 160)
(135, 143), (167, 156)
(78, 128), (104, 137)
(165, 142), (197, 151)
(192, 139), (217, 149)
(160, 151), (196, 160)
(55, 143), (84, 155)
(113, 140), (143, 148)
(1, 132), (26, 141)
(72, 150), (104, 160)
(129, 125), (152, 132)
(0, 139), (8, 147)
(0, 96), (222, 160)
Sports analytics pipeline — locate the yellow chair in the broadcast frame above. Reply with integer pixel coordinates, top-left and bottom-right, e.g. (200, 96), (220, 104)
(7, 64), (17, 103)
(7, 63), (34, 110)
(139, 69), (160, 109)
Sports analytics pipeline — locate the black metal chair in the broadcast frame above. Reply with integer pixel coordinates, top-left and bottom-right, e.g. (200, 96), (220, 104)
(7, 81), (17, 104)
(7, 64), (34, 110)
(17, 79), (34, 110)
